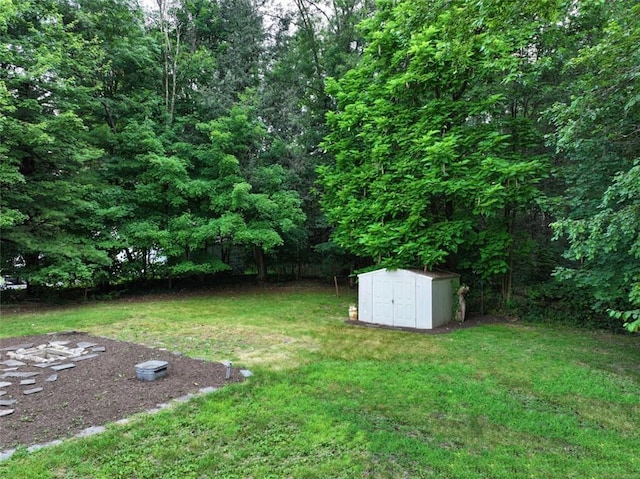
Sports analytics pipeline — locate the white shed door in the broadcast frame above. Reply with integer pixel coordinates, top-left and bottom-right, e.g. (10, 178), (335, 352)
(372, 277), (394, 325)
(392, 277), (416, 327)
(371, 275), (416, 327)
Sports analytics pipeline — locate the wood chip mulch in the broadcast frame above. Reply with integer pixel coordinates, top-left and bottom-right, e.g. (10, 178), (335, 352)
(0, 332), (244, 451)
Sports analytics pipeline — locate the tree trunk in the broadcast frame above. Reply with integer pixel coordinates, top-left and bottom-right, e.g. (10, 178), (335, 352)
(501, 207), (517, 304)
(501, 270), (513, 304)
(254, 245), (267, 283)
(157, 0), (179, 127)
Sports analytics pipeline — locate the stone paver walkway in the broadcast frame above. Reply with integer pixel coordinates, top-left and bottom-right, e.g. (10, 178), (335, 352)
(0, 340), (106, 418)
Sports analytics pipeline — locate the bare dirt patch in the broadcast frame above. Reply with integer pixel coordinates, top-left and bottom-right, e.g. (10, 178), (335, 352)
(0, 332), (244, 451)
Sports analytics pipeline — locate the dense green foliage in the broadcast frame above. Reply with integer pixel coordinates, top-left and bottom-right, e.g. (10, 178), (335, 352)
(1, 0), (638, 328)
(317, 0), (639, 322)
(318, 0), (553, 300)
(549, 1), (640, 330)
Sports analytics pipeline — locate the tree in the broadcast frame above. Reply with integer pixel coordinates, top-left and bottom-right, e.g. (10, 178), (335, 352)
(0, 0), (110, 289)
(549, 0), (640, 328)
(257, 0), (374, 277)
(317, 0), (554, 300)
(152, 0), (264, 123)
(195, 103), (306, 281)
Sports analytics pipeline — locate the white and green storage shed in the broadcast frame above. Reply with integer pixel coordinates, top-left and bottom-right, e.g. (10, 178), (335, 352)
(357, 268), (459, 330)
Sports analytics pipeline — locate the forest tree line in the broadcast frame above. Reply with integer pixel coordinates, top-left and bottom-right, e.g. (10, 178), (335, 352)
(1, 0), (638, 330)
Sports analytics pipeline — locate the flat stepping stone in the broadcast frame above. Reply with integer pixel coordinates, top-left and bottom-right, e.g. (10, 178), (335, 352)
(23, 387), (43, 395)
(1, 371), (39, 378)
(77, 425), (105, 437)
(0, 343), (33, 352)
(0, 409), (15, 417)
(91, 346), (106, 352)
(50, 363), (75, 371)
(49, 341), (70, 346)
(0, 391), (7, 396)
(240, 369), (254, 378)
(34, 362), (61, 368)
(0, 359), (26, 367)
(45, 374), (58, 382)
(76, 342), (97, 349)
(72, 353), (100, 362)
(20, 379), (37, 385)
(0, 381), (12, 388)
(0, 399), (17, 406)
(1, 368), (18, 372)
(199, 386), (217, 394)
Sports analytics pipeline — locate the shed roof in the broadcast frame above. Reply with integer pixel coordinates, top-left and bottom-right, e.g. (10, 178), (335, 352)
(358, 268), (459, 280)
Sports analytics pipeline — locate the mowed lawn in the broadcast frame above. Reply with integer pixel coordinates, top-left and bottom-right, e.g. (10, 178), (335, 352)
(1, 283), (639, 478)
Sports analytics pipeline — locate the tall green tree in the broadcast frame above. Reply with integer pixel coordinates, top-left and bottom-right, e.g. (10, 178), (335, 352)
(90, 0), (272, 283)
(258, 0), (374, 276)
(67, 0), (165, 284)
(318, 0), (556, 299)
(195, 103), (306, 281)
(151, 0), (264, 124)
(550, 0), (640, 329)
(0, 0), (110, 288)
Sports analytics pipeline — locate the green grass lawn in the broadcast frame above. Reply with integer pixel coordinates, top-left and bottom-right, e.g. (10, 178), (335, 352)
(1, 284), (639, 478)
